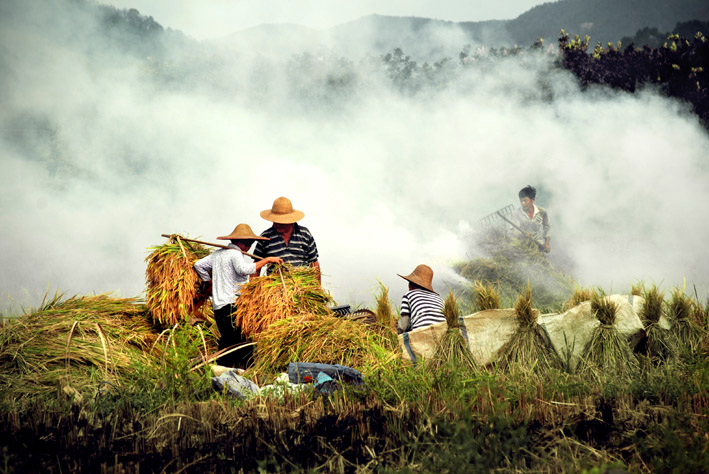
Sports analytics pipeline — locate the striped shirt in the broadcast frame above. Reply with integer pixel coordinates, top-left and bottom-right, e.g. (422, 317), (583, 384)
(193, 244), (256, 310)
(512, 205), (551, 246)
(253, 223), (319, 272)
(400, 288), (446, 331)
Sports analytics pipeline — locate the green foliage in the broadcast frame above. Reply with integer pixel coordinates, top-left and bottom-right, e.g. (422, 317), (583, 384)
(559, 27), (709, 128)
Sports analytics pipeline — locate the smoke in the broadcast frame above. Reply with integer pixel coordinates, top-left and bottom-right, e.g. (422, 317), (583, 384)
(1, 0), (708, 315)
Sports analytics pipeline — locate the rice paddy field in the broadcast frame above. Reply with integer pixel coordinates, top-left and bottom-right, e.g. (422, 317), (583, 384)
(1, 248), (708, 473)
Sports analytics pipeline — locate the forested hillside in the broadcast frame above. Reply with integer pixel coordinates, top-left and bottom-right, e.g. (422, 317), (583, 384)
(506, 0), (709, 46)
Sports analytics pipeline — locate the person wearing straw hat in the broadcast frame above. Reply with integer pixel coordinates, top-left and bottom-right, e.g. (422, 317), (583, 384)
(254, 196), (321, 284)
(194, 223), (283, 368)
(396, 264), (446, 334)
(512, 185), (551, 253)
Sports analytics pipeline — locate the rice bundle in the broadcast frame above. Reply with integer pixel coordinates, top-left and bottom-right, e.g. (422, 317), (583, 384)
(429, 291), (477, 372)
(639, 286), (675, 361)
(473, 280), (501, 311)
(668, 288), (701, 351)
(145, 235), (211, 326)
(578, 292), (638, 379)
(0, 294), (162, 401)
(500, 285), (562, 372)
(456, 225), (576, 311)
(566, 286), (593, 309)
(374, 281), (398, 333)
(250, 312), (394, 378)
(233, 264), (332, 339)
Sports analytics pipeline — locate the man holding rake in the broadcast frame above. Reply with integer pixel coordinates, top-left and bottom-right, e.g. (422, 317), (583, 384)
(512, 185), (551, 253)
(194, 223), (282, 368)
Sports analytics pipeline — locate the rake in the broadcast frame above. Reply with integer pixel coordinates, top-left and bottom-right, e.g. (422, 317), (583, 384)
(478, 204), (515, 227)
(477, 205), (542, 249)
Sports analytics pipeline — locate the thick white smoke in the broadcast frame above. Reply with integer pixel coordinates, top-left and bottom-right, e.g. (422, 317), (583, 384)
(1, 1), (708, 315)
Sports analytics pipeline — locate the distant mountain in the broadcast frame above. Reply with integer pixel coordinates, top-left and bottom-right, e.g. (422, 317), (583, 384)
(216, 0), (709, 60)
(216, 15), (509, 62)
(620, 20), (709, 49)
(506, 0), (709, 47)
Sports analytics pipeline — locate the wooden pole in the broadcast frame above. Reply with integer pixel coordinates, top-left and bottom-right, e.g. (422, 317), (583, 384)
(161, 234), (263, 260)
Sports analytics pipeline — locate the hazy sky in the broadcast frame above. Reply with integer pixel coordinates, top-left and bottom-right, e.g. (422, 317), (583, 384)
(102, 0), (552, 39)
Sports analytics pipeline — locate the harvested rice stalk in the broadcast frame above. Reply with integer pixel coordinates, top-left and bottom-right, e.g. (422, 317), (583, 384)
(233, 264), (332, 339)
(250, 312), (394, 379)
(430, 291), (477, 372)
(0, 294), (166, 401)
(639, 286), (675, 361)
(374, 281), (397, 333)
(145, 235), (211, 326)
(668, 288), (701, 351)
(578, 292), (638, 380)
(567, 286), (593, 309)
(500, 285), (561, 373)
(473, 280), (501, 311)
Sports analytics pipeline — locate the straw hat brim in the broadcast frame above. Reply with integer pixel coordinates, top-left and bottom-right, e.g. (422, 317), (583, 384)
(397, 273), (435, 293)
(217, 224), (269, 241)
(260, 209), (305, 224)
(217, 235), (269, 241)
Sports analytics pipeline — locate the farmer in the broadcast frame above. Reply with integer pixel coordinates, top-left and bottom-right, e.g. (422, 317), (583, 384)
(512, 185), (551, 253)
(396, 264), (446, 334)
(194, 223), (282, 368)
(253, 196), (321, 284)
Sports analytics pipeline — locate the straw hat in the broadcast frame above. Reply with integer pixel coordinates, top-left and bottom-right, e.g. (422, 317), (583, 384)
(398, 264), (435, 292)
(217, 223), (269, 241)
(260, 196), (305, 224)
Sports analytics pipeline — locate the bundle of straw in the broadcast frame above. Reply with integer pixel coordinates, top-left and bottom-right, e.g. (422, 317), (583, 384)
(430, 291), (477, 372)
(639, 286), (675, 361)
(473, 280), (501, 311)
(667, 288), (701, 351)
(233, 264), (332, 339)
(455, 229), (575, 310)
(0, 294), (161, 401)
(250, 312), (395, 378)
(566, 286), (593, 309)
(145, 235), (211, 326)
(578, 292), (638, 379)
(500, 285), (561, 372)
(374, 281), (398, 334)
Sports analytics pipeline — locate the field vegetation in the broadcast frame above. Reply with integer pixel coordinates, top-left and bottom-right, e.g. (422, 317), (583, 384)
(1, 269), (707, 472)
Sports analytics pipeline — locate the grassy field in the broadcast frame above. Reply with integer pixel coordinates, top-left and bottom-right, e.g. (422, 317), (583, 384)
(1, 246), (707, 472)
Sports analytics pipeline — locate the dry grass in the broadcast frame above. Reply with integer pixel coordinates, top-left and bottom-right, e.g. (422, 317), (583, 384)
(233, 265), (332, 339)
(373, 281), (398, 334)
(473, 280), (501, 311)
(0, 294), (163, 400)
(249, 312), (397, 381)
(577, 292), (638, 380)
(500, 285), (562, 372)
(145, 235), (211, 326)
(567, 286), (593, 309)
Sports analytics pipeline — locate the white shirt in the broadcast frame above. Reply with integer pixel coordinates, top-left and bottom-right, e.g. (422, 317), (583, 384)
(193, 244), (257, 310)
